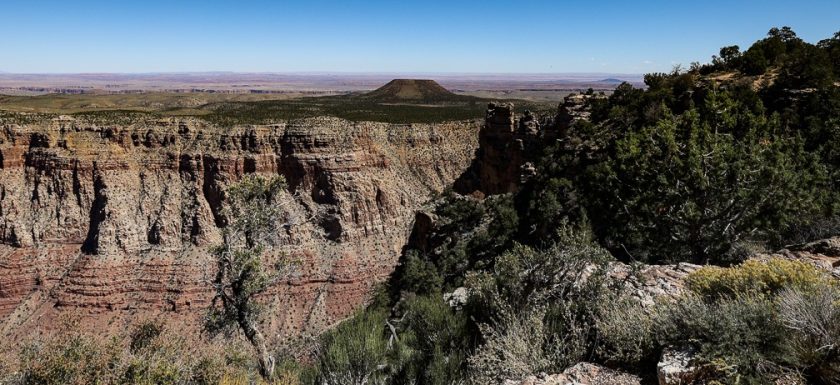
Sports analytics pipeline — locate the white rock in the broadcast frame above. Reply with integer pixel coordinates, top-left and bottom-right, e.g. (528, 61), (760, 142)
(657, 347), (698, 385)
(444, 286), (469, 308)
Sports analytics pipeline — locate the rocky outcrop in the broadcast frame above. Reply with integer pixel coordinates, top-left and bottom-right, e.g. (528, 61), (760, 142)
(607, 262), (702, 306)
(504, 363), (641, 385)
(790, 236), (840, 258)
(607, 238), (840, 307)
(455, 103), (543, 195)
(0, 116), (479, 341)
(455, 95), (602, 197)
(553, 93), (605, 137)
(752, 236), (840, 277)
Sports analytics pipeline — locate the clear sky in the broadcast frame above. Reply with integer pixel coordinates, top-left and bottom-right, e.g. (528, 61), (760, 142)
(1, 0), (838, 74)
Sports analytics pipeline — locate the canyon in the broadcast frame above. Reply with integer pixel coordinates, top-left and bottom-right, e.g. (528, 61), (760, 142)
(3, 88), (839, 384)
(0, 114), (479, 344)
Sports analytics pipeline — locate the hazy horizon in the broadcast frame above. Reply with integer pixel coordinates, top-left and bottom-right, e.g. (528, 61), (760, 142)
(0, 71), (645, 76)
(0, 71), (645, 94)
(2, 0), (838, 74)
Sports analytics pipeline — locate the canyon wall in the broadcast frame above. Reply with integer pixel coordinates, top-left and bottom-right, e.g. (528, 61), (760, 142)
(0, 115), (479, 343)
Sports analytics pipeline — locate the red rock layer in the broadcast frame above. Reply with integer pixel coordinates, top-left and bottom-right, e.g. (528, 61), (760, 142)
(0, 116), (479, 342)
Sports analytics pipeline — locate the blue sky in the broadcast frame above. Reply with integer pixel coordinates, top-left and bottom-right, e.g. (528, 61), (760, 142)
(1, 0), (838, 74)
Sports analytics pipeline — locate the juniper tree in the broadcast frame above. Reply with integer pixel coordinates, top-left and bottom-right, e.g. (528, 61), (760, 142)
(205, 174), (290, 379)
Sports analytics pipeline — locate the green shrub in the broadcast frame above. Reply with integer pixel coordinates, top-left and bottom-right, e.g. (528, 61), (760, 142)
(739, 47), (769, 75)
(191, 355), (227, 385)
(12, 320), (269, 385)
(467, 307), (557, 384)
(465, 228), (613, 383)
(659, 294), (787, 383)
(399, 250), (444, 295)
(19, 332), (120, 385)
(595, 297), (660, 369)
(586, 100), (827, 264)
(129, 319), (164, 353)
(468, 303), (596, 383)
(597, 294), (788, 383)
(597, 275), (840, 384)
(777, 288), (840, 384)
(471, 225), (611, 314)
(313, 308), (411, 385)
(397, 295), (471, 385)
(120, 326), (192, 385)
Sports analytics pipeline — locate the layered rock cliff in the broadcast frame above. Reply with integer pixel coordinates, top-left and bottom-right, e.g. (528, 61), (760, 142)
(454, 93), (601, 196)
(0, 115), (479, 342)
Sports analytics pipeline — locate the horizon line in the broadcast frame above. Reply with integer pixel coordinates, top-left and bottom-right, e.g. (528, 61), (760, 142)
(0, 71), (645, 77)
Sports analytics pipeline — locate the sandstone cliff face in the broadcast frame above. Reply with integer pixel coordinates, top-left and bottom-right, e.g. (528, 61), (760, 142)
(0, 116), (478, 341)
(454, 103), (542, 196)
(455, 95), (600, 197)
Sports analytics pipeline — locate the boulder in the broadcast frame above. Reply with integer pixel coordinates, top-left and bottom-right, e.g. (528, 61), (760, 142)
(657, 347), (698, 385)
(444, 287), (469, 309)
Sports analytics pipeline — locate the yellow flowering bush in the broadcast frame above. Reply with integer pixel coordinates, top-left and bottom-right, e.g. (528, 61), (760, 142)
(686, 259), (838, 298)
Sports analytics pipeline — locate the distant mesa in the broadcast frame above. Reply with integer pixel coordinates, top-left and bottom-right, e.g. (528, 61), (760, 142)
(362, 79), (473, 103)
(597, 78), (626, 84)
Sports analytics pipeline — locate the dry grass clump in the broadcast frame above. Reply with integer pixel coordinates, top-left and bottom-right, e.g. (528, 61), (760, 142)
(0, 319), (277, 385)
